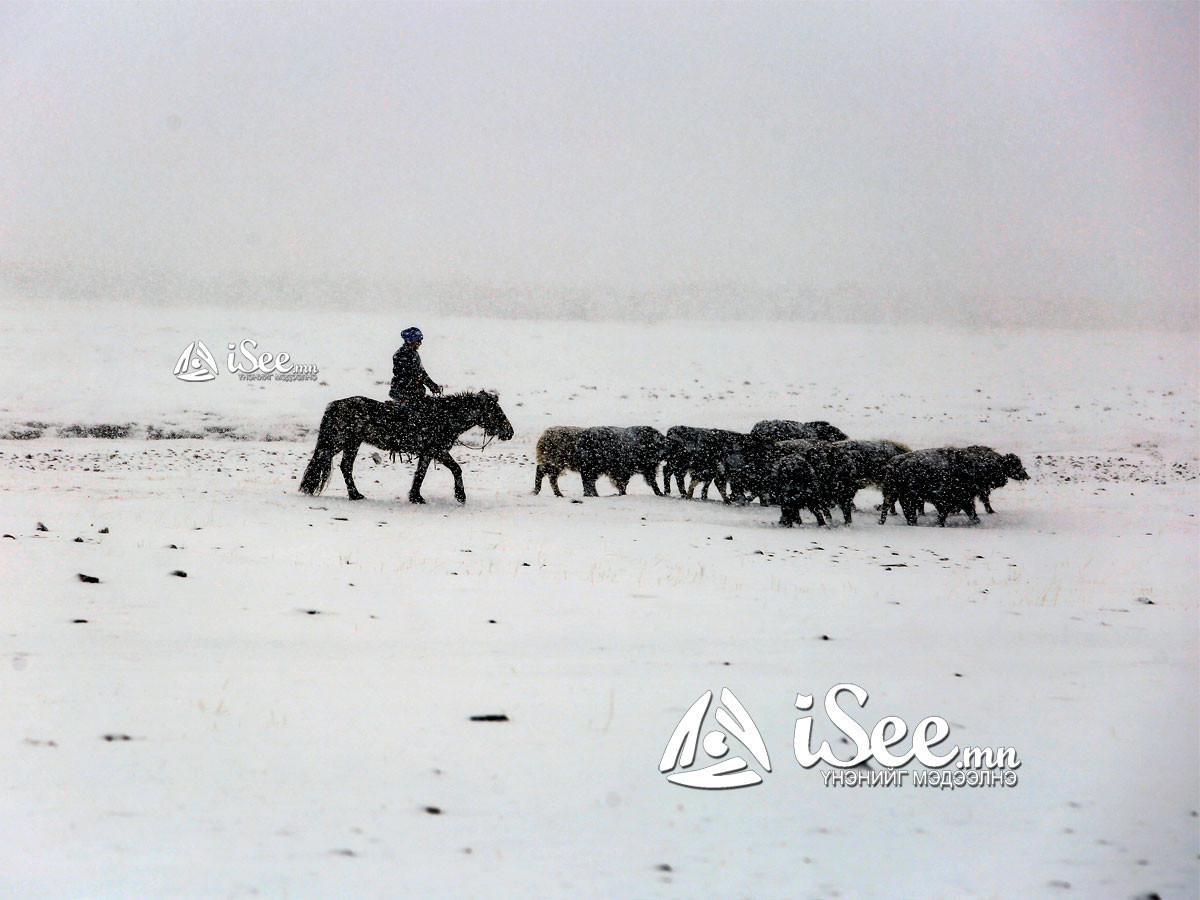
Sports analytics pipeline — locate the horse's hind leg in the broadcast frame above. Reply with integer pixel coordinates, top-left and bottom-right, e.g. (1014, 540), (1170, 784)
(409, 456), (432, 504)
(340, 441), (365, 500)
(434, 450), (466, 503)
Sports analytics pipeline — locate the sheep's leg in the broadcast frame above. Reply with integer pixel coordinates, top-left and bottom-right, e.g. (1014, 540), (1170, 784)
(614, 474), (630, 495)
(549, 471), (564, 497)
(980, 490), (994, 514)
(724, 480), (738, 504)
(672, 466), (686, 495)
(963, 497), (980, 524)
(642, 467), (663, 496)
(840, 499), (853, 525)
(534, 464), (545, 495)
(581, 470), (599, 497)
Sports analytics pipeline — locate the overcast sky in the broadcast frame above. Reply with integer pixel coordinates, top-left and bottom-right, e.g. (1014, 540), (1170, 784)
(1, 2), (1196, 320)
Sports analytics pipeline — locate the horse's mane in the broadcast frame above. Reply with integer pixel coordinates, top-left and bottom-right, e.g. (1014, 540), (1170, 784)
(434, 389), (499, 403)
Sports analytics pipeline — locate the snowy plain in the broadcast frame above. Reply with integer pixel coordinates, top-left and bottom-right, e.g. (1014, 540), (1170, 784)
(0, 298), (1196, 899)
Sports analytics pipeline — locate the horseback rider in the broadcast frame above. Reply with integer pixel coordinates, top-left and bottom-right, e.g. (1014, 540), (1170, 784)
(389, 327), (443, 421)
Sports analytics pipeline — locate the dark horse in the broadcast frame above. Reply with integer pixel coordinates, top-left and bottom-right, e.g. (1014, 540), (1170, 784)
(299, 391), (514, 503)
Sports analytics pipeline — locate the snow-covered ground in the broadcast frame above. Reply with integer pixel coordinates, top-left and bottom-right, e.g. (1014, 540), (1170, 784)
(1, 299), (1196, 898)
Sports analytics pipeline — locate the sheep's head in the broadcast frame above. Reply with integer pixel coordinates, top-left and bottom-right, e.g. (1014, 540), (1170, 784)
(1002, 453), (1030, 481)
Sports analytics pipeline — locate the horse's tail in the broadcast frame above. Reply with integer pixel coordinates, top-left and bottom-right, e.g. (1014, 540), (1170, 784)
(299, 404), (340, 495)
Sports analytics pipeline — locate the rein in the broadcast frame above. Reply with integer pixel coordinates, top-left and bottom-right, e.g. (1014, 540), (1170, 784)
(454, 430), (497, 452)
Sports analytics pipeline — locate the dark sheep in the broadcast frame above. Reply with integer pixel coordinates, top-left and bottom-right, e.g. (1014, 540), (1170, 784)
(750, 420), (848, 444)
(774, 438), (817, 456)
(833, 438), (913, 515)
(879, 447), (1030, 526)
(772, 453), (824, 527)
(832, 439), (912, 491)
(762, 439), (859, 524)
(721, 437), (790, 506)
(724, 438), (860, 522)
(663, 427), (749, 500)
(662, 426), (706, 496)
(956, 445), (1031, 513)
(576, 426), (668, 497)
(534, 426), (585, 497)
(800, 441), (860, 525)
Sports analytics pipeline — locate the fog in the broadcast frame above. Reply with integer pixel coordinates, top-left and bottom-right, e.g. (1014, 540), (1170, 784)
(1, 2), (1196, 327)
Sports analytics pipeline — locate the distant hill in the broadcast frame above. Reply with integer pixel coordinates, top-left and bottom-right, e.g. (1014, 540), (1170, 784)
(1, 260), (1188, 330)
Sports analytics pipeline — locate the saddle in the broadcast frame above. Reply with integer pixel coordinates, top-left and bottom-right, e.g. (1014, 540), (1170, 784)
(383, 397), (426, 459)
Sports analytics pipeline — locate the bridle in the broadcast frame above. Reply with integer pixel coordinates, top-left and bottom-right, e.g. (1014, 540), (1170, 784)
(455, 430), (497, 451)
(453, 395), (501, 451)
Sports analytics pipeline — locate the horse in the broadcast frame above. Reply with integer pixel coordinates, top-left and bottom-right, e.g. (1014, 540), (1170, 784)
(298, 390), (514, 504)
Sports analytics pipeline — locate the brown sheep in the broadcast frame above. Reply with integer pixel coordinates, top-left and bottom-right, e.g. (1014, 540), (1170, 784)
(534, 426), (585, 497)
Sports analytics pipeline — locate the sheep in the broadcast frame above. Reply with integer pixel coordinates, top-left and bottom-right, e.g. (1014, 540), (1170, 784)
(723, 438), (861, 521)
(879, 447), (1030, 526)
(721, 436), (789, 506)
(833, 438), (913, 515)
(663, 426), (750, 500)
(956, 445), (1031, 513)
(750, 420), (848, 444)
(832, 439), (912, 492)
(534, 426), (586, 497)
(576, 426), (668, 497)
(772, 453), (825, 527)
(800, 441), (860, 525)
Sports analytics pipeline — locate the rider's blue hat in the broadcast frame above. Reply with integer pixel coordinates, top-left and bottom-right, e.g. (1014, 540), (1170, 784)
(402, 326), (423, 343)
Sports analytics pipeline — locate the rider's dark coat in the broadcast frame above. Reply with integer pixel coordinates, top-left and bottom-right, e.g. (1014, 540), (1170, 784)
(389, 344), (440, 403)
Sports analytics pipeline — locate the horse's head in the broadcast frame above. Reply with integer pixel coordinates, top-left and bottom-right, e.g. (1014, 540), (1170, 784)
(475, 390), (514, 441)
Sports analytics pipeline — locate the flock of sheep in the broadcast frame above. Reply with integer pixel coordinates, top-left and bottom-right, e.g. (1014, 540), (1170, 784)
(534, 420), (1030, 527)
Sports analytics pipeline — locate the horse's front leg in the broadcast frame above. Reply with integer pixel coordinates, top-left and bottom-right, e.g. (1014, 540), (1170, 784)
(409, 455), (432, 504)
(434, 450), (466, 503)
